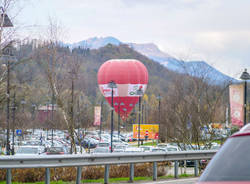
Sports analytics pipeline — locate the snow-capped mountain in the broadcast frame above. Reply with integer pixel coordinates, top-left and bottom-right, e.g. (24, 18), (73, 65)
(70, 36), (121, 49)
(69, 36), (236, 83)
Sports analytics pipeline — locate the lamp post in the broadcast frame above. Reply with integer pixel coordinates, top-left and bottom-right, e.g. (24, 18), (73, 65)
(31, 104), (36, 134)
(137, 88), (143, 147)
(46, 101), (50, 140)
(11, 93), (16, 155)
(99, 100), (103, 140)
(1, 45), (16, 156)
(51, 94), (54, 147)
(157, 94), (161, 143)
(1, 9), (14, 184)
(240, 69), (250, 125)
(108, 81), (117, 153)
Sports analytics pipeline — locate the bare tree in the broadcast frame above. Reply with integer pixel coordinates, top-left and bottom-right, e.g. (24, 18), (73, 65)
(161, 67), (230, 150)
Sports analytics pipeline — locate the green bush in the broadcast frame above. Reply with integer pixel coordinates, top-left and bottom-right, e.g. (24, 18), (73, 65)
(0, 162), (171, 182)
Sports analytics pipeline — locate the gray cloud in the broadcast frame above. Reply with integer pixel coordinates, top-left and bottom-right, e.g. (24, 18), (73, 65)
(17, 0), (250, 78)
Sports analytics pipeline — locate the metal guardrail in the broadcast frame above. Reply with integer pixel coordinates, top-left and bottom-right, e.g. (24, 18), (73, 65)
(0, 150), (217, 184)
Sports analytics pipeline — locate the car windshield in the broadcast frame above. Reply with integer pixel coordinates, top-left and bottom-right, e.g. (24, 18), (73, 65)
(200, 136), (250, 181)
(98, 143), (109, 147)
(16, 147), (39, 154)
(141, 147), (150, 151)
(47, 147), (64, 152)
(167, 147), (177, 151)
(94, 148), (109, 153)
(158, 144), (167, 148)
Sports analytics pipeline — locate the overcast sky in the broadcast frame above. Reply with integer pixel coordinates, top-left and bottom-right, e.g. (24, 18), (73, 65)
(14, 0), (250, 79)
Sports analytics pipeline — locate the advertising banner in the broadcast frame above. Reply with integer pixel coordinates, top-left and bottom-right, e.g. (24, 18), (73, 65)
(229, 84), (244, 127)
(133, 124), (159, 139)
(94, 106), (101, 126)
(99, 84), (147, 97)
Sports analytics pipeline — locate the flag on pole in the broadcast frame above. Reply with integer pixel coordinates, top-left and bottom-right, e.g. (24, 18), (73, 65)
(229, 84), (244, 127)
(94, 106), (101, 126)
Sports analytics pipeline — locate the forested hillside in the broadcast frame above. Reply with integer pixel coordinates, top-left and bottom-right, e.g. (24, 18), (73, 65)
(0, 40), (230, 146)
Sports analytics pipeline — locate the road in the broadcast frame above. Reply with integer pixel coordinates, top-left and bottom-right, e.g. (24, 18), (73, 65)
(132, 177), (198, 184)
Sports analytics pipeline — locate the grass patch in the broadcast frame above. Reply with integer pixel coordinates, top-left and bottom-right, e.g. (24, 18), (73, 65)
(130, 141), (157, 147)
(83, 176), (153, 183)
(141, 141), (157, 146)
(0, 174), (195, 184)
(0, 181), (70, 184)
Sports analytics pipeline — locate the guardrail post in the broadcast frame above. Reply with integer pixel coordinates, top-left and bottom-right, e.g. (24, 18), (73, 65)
(45, 168), (50, 184)
(174, 161), (179, 179)
(129, 163), (134, 182)
(153, 162), (157, 181)
(6, 168), (11, 184)
(76, 167), (82, 184)
(104, 165), (110, 184)
(194, 160), (199, 177)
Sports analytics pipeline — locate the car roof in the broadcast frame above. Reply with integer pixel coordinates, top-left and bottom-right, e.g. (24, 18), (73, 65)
(231, 124), (250, 138)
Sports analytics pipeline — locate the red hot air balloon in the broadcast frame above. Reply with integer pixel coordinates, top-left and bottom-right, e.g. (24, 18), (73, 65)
(97, 59), (148, 120)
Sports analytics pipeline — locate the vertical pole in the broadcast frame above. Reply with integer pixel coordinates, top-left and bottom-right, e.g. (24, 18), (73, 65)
(158, 94), (161, 144)
(111, 86), (114, 153)
(46, 103), (49, 140)
(6, 59), (10, 156)
(45, 168), (50, 184)
(244, 81), (247, 125)
(174, 161), (179, 179)
(11, 93), (16, 155)
(153, 162), (157, 181)
(6, 168), (11, 184)
(99, 101), (103, 140)
(129, 163), (134, 182)
(51, 92), (54, 146)
(142, 103), (144, 124)
(194, 160), (199, 177)
(76, 167), (82, 184)
(118, 102), (120, 140)
(104, 165), (109, 184)
(138, 96), (141, 147)
(70, 73), (74, 154)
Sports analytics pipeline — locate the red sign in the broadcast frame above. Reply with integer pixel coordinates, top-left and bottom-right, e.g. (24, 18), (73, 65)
(229, 84), (244, 127)
(94, 106), (101, 126)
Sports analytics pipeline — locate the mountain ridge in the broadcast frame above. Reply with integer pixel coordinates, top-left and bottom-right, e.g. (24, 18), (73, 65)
(68, 36), (237, 83)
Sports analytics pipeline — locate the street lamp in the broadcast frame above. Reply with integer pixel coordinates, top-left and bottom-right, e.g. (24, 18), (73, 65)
(1, 44), (16, 156)
(0, 9), (14, 184)
(137, 88), (143, 147)
(51, 92), (55, 146)
(11, 93), (16, 155)
(240, 69), (250, 125)
(108, 80), (117, 153)
(157, 94), (162, 143)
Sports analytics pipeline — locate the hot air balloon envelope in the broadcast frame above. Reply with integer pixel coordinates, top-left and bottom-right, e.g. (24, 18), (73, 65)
(97, 59), (148, 120)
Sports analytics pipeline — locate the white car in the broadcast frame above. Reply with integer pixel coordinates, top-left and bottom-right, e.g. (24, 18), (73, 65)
(15, 146), (44, 155)
(124, 147), (143, 153)
(166, 145), (180, 152)
(140, 146), (154, 152)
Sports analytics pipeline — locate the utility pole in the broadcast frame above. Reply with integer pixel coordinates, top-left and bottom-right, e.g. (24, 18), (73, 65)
(70, 71), (74, 154)
(11, 93), (16, 155)
(51, 91), (55, 146)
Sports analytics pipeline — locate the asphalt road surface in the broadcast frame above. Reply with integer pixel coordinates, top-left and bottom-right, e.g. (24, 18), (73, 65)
(132, 177), (198, 184)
